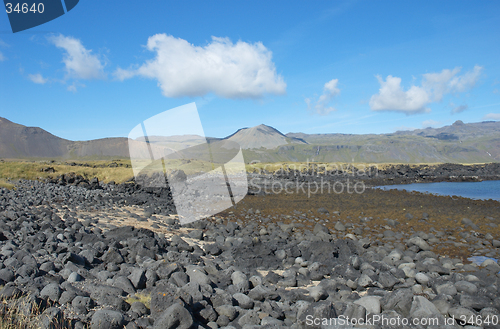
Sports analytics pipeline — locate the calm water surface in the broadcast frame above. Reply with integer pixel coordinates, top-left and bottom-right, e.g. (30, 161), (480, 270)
(377, 180), (500, 201)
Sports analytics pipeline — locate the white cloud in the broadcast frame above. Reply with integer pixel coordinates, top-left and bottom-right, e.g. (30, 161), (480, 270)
(49, 34), (105, 80)
(422, 65), (483, 101)
(448, 65), (483, 93)
(306, 79), (340, 115)
(0, 51), (5, 61)
(370, 66), (483, 115)
(114, 34), (286, 98)
(483, 113), (500, 120)
(369, 75), (430, 114)
(28, 73), (48, 84)
(422, 119), (441, 128)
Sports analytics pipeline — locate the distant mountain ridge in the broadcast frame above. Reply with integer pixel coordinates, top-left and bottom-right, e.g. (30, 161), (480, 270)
(394, 120), (500, 141)
(0, 117), (71, 158)
(0, 117), (131, 159)
(281, 120), (500, 163)
(0, 117), (499, 163)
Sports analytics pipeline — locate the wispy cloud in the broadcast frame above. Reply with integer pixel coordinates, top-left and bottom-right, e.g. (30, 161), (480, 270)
(0, 38), (8, 61)
(67, 81), (85, 93)
(370, 66), (483, 115)
(467, 102), (500, 111)
(49, 34), (106, 80)
(483, 113), (500, 120)
(451, 104), (468, 114)
(305, 79), (340, 115)
(28, 73), (48, 84)
(422, 119), (442, 128)
(422, 66), (482, 101)
(394, 125), (417, 132)
(115, 34), (286, 99)
(29, 34), (107, 92)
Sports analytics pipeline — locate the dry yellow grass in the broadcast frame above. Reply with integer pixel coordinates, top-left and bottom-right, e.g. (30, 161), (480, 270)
(246, 161), (391, 175)
(246, 161), (451, 172)
(0, 179), (14, 190)
(0, 290), (66, 329)
(0, 160), (134, 184)
(0, 159), (484, 187)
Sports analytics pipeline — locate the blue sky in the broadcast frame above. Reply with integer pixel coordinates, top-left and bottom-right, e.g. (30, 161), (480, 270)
(0, 1), (499, 141)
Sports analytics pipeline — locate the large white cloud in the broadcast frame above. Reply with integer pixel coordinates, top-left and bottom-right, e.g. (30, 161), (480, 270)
(370, 66), (483, 114)
(369, 75), (430, 114)
(114, 34), (286, 99)
(49, 34), (105, 80)
(305, 79), (340, 115)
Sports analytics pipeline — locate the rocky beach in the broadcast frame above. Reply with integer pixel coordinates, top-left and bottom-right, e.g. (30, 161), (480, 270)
(2, 0), (498, 327)
(0, 163), (499, 328)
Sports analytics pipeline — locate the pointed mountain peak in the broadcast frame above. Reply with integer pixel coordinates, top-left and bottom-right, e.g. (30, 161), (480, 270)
(225, 123), (306, 149)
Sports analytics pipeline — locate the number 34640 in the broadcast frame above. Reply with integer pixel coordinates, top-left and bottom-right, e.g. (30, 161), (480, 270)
(5, 3), (45, 14)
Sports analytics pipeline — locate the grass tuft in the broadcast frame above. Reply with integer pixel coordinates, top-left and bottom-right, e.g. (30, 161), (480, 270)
(0, 179), (14, 190)
(125, 292), (151, 309)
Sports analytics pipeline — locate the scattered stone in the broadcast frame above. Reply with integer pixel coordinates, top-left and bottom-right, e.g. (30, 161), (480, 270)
(128, 268), (147, 289)
(461, 218), (479, 230)
(415, 272), (430, 286)
(40, 283), (62, 302)
(407, 237), (431, 251)
(90, 310), (125, 329)
(354, 296), (382, 314)
(410, 296), (444, 323)
(215, 305), (237, 321)
(435, 282), (457, 296)
(153, 303), (193, 329)
(233, 292), (254, 309)
(334, 221), (346, 231)
(454, 281), (478, 295)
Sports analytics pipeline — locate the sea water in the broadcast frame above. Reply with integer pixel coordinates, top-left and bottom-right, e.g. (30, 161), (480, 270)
(376, 180), (500, 201)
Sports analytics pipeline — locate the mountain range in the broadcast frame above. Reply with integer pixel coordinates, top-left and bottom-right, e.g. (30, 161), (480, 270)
(0, 116), (499, 163)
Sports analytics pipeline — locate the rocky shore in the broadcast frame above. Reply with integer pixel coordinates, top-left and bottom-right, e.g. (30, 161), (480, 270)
(0, 170), (499, 328)
(251, 162), (500, 187)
